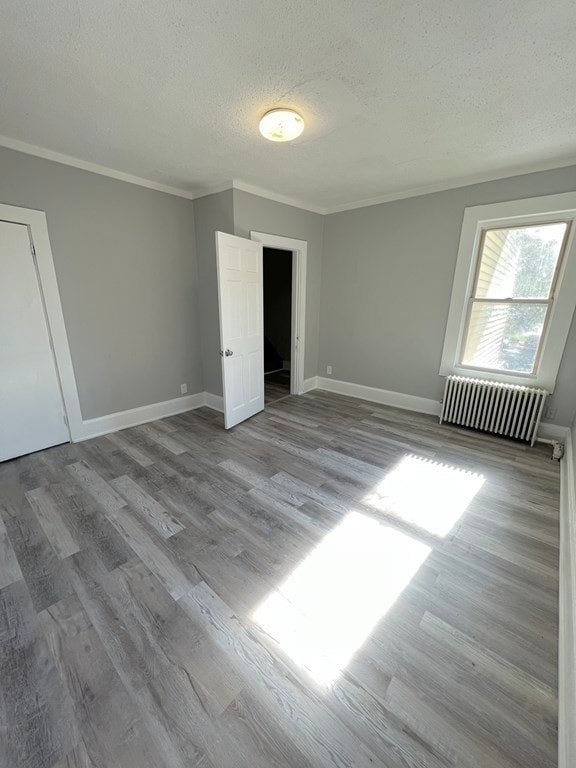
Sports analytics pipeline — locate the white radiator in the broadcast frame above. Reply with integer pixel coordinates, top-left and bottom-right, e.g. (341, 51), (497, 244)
(440, 376), (548, 446)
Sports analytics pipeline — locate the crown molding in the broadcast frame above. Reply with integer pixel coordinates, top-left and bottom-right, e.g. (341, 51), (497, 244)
(1, 132), (575, 215)
(323, 156), (576, 214)
(179, 180), (326, 213)
(0, 134), (199, 199)
(189, 181), (236, 201)
(0, 134), (325, 212)
(231, 180), (326, 214)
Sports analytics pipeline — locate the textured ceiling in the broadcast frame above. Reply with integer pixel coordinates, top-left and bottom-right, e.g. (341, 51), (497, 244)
(1, 0), (576, 210)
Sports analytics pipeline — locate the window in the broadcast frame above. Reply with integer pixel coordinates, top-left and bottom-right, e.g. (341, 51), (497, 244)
(441, 193), (576, 391)
(462, 222), (569, 375)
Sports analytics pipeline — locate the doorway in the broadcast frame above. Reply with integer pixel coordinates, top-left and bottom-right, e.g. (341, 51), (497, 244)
(263, 247), (292, 404)
(250, 231), (307, 398)
(215, 229), (307, 429)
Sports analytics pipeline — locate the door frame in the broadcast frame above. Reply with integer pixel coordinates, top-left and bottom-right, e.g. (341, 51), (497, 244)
(0, 203), (82, 442)
(250, 231), (307, 395)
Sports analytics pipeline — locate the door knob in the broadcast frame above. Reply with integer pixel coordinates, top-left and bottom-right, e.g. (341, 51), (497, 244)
(225, 349), (233, 357)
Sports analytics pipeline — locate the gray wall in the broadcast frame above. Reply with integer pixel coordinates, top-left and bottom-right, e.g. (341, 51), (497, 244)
(233, 189), (324, 385)
(0, 146), (201, 420)
(193, 189), (323, 397)
(4, 141), (575, 427)
(264, 248), (292, 365)
(193, 189), (235, 396)
(320, 165), (576, 427)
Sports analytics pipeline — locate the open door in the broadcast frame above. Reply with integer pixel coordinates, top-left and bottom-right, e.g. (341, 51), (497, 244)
(216, 232), (264, 428)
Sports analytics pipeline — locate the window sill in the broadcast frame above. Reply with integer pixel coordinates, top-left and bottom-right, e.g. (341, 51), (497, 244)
(442, 364), (551, 391)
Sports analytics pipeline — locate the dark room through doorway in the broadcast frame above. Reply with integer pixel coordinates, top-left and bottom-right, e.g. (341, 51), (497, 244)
(263, 246), (292, 404)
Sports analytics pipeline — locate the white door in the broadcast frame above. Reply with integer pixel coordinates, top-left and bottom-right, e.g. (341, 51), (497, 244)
(0, 220), (69, 461)
(216, 232), (264, 429)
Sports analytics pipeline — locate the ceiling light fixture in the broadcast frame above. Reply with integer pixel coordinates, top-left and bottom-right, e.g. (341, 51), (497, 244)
(259, 109), (305, 142)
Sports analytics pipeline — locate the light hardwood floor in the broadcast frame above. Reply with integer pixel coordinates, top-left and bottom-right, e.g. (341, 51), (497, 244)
(0, 391), (559, 768)
(264, 370), (291, 404)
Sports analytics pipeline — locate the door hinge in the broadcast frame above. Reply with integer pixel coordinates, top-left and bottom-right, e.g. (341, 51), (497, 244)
(30, 241), (36, 257)
(63, 413), (69, 427)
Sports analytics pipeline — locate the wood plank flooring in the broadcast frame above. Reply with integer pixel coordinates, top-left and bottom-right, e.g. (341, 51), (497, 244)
(0, 391), (559, 768)
(264, 370), (291, 404)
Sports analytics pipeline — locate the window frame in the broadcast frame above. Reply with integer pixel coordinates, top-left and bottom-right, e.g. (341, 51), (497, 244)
(440, 193), (576, 391)
(459, 220), (571, 377)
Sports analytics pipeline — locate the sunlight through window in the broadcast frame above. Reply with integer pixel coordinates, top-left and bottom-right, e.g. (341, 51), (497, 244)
(363, 455), (484, 537)
(253, 512), (430, 686)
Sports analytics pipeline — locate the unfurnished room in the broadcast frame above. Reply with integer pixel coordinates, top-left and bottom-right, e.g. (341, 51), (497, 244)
(1, 3), (575, 768)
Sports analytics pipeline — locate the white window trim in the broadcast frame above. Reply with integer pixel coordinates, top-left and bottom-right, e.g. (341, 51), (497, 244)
(0, 203), (84, 440)
(440, 192), (576, 392)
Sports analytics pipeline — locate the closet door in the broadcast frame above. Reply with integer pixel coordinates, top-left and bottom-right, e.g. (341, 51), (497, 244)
(0, 220), (68, 461)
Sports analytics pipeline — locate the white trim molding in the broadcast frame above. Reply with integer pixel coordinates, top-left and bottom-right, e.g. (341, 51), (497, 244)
(440, 192), (576, 391)
(302, 377), (319, 393)
(76, 393), (206, 441)
(250, 231), (308, 396)
(559, 428), (576, 768)
(536, 423), (571, 443)
(0, 203), (84, 442)
(0, 134), (198, 200)
(233, 181), (324, 215)
(3, 132), (576, 215)
(76, 391), (232, 441)
(314, 377), (441, 415)
(306, 376), (566, 442)
(323, 157), (576, 214)
(203, 392), (224, 413)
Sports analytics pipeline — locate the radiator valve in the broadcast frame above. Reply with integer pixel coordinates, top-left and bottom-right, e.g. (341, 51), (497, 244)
(551, 441), (565, 461)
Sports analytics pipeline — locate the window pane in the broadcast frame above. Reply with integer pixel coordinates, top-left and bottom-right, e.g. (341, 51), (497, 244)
(462, 302), (547, 373)
(475, 222), (566, 300)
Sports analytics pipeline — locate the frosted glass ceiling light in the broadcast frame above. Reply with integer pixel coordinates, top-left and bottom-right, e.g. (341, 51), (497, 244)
(259, 109), (305, 142)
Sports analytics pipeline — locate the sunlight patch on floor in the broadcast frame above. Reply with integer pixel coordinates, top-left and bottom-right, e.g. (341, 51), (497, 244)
(363, 454), (485, 536)
(253, 511), (430, 686)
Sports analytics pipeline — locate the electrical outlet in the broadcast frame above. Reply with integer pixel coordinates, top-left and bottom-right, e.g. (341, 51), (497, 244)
(326, 365), (332, 375)
(180, 383), (188, 394)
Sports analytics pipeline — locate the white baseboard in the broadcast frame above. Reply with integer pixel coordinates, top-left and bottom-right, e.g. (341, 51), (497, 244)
(302, 376), (318, 393)
(74, 377), (570, 448)
(314, 376), (441, 416)
(560, 428), (576, 768)
(203, 392), (224, 413)
(307, 377), (572, 442)
(537, 422), (571, 442)
(75, 392), (207, 441)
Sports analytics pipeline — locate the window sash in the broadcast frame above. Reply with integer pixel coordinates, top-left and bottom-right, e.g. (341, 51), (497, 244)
(471, 223), (569, 301)
(459, 297), (553, 376)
